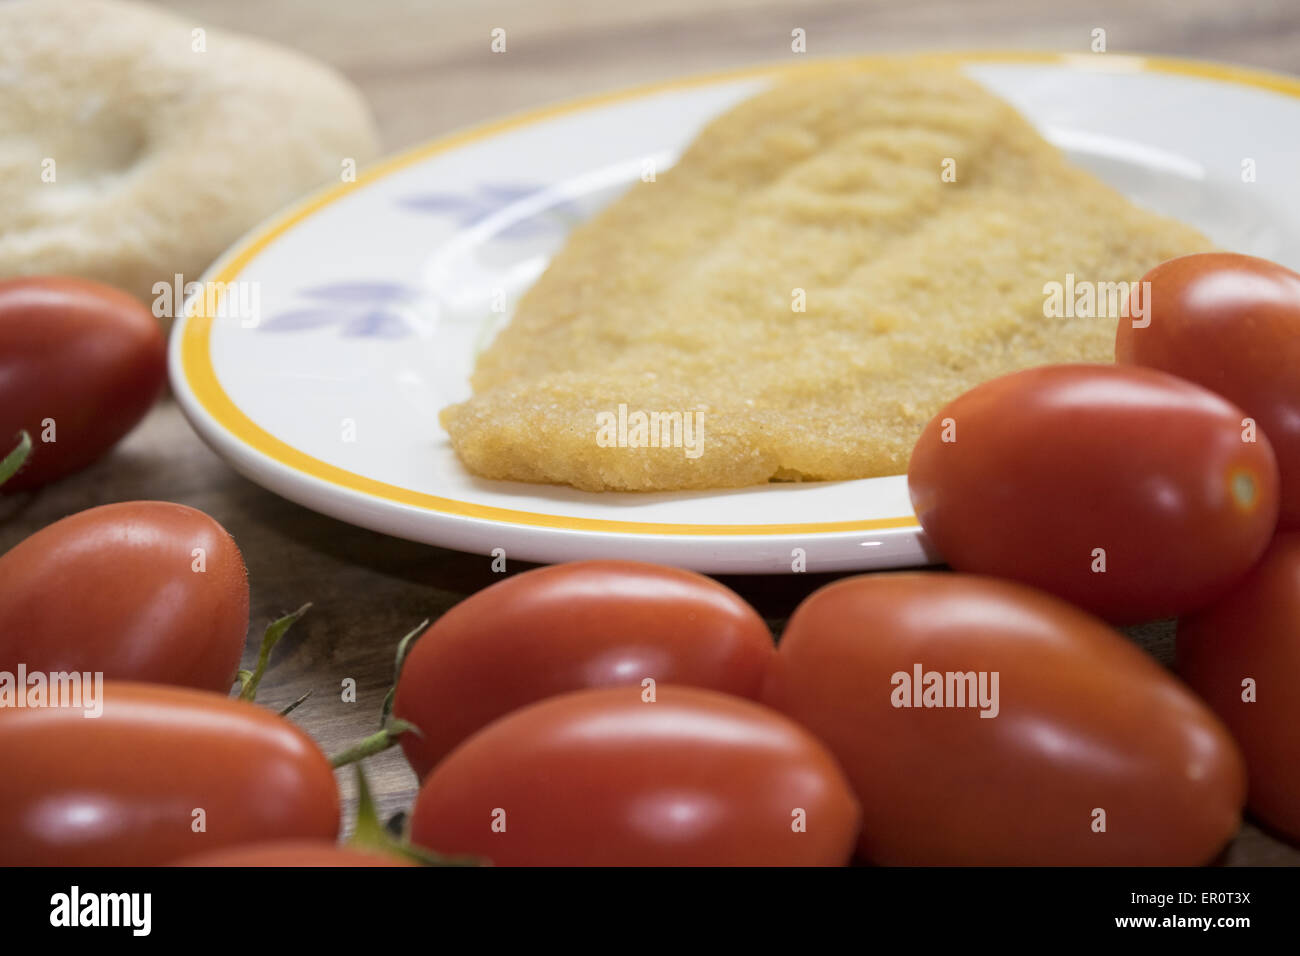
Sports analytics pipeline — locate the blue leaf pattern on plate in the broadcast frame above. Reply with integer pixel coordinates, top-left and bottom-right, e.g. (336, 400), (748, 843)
(399, 195), (483, 214)
(261, 283), (418, 339)
(259, 309), (341, 332)
(340, 310), (410, 339)
(262, 182), (583, 337)
(299, 282), (414, 304)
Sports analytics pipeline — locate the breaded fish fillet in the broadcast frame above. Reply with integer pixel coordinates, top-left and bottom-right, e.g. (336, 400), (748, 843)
(440, 65), (1212, 491)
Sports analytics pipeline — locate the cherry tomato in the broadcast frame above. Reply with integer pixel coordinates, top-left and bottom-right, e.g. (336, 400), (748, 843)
(176, 841), (412, 867)
(0, 277), (165, 492)
(908, 364), (1279, 623)
(409, 685), (860, 866)
(0, 682), (339, 866)
(1178, 531), (1300, 842)
(393, 560), (773, 779)
(0, 501), (249, 692)
(1117, 253), (1300, 528)
(760, 573), (1246, 865)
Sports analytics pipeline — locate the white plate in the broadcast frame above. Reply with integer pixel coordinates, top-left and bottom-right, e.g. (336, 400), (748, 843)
(169, 52), (1300, 573)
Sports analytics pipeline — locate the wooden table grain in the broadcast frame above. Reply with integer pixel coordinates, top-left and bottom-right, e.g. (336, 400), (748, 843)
(5, 0), (1298, 865)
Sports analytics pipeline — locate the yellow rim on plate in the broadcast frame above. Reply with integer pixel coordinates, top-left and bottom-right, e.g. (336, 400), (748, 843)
(179, 50), (1300, 536)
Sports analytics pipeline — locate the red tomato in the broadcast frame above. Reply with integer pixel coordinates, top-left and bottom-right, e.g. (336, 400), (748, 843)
(760, 573), (1246, 865)
(0, 502), (249, 692)
(0, 277), (165, 492)
(1178, 531), (1300, 842)
(393, 560), (773, 779)
(0, 682), (339, 865)
(409, 685), (860, 866)
(908, 364), (1279, 623)
(1117, 253), (1300, 528)
(176, 841), (412, 867)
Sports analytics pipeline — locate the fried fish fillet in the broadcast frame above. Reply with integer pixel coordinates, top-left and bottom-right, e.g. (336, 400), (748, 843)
(440, 64), (1212, 491)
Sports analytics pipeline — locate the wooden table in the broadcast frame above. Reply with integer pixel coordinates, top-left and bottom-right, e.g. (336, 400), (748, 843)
(5, 0), (1297, 865)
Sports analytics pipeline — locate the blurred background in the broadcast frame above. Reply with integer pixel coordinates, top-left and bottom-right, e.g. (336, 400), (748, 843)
(157, 0), (1300, 152)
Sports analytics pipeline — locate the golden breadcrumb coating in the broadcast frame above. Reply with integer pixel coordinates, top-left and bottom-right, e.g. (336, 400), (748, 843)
(441, 64), (1211, 491)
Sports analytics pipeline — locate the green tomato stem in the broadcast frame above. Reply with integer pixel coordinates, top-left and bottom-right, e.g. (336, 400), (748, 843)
(332, 616), (430, 767)
(380, 618), (427, 725)
(237, 603), (312, 702)
(0, 431), (32, 488)
(329, 718), (419, 769)
(347, 765), (484, 867)
(278, 689), (313, 717)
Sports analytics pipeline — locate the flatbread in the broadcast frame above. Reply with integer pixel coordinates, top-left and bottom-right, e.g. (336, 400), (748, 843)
(0, 0), (378, 306)
(441, 64), (1211, 491)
